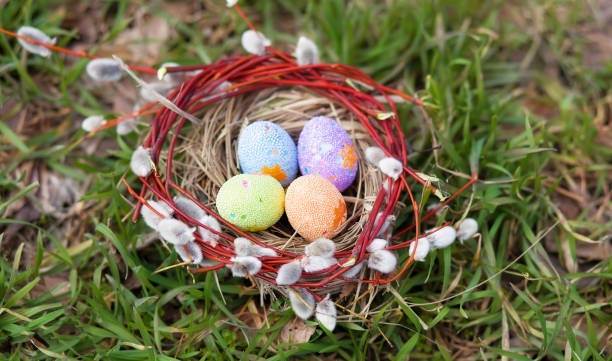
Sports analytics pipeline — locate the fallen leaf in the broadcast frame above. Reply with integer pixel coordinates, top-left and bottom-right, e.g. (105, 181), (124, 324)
(30, 273), (71, 300)
(124, 273), (142, 290)
(278, 318), (315, 345)
(338, 283), (357, 302)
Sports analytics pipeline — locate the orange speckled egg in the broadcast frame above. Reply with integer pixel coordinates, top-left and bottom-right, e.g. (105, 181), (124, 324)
(285, 175), (347, 241)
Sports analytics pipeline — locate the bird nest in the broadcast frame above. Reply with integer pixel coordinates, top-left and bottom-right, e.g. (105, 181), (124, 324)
(121, 47), (432, 306)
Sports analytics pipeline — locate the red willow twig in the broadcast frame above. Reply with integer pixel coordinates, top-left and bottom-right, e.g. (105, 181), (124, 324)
(0, 28), (157, 74)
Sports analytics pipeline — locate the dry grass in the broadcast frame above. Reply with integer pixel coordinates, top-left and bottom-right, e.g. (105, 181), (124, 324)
(173, 88), (385, 253)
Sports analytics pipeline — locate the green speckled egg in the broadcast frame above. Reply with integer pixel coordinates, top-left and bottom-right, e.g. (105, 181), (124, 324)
(216, 174), (285, 231)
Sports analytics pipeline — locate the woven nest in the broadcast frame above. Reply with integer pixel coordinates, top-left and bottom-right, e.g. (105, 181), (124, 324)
(168, 88), (389, 294)
(124, 48), (430, 303)
(113, 22), (442, 323)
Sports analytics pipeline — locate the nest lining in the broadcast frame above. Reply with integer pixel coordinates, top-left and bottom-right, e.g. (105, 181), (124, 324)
(169, 88), (387, 255)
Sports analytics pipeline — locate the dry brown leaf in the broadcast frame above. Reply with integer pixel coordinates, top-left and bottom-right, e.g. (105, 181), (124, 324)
(594, 125), (612, 148)
(277, 318), (316, 345)
(337, 283), (357, 302)
(574, 241), (612, 261)
(30, 273), (71, 300)
(124, 273), (142, 290)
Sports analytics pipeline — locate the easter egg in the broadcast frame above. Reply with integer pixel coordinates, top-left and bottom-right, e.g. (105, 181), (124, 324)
(285, 175), (347, 241)
(237, 121), (298, 187)
(297, 116), (358, 192)
(216, 174), (285, 231)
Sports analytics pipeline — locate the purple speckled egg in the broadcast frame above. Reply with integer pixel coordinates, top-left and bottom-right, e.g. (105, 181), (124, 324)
(297, 116), (358, 192)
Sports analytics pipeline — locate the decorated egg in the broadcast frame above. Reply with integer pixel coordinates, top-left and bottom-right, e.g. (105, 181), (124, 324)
(285, 175), (347, 241)
(297, 116), (358, 192)
(216, 174), (285, 231)
(237, 121), (298, 187)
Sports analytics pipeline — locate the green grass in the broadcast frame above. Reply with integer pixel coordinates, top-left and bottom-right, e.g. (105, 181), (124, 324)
(1, 0), (611, 360)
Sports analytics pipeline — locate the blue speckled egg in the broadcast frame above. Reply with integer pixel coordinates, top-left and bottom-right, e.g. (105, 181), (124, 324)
(298, 116), (358, 192)
(237, 121), (298, 187)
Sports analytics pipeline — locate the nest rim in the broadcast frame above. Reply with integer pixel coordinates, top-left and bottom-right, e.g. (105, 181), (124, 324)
(130, 51), (421, 300)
